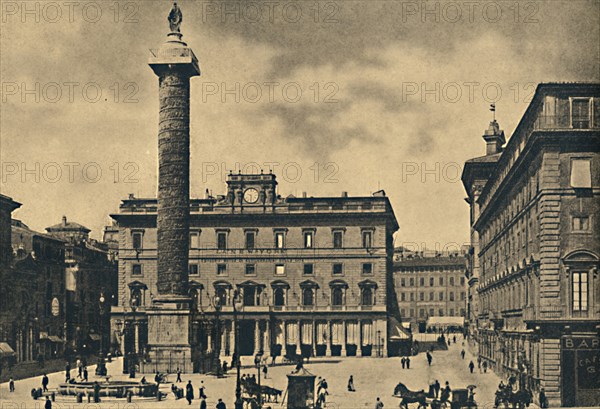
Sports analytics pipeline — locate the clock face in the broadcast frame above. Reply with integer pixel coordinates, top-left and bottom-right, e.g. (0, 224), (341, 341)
(244, 188), (259, 204)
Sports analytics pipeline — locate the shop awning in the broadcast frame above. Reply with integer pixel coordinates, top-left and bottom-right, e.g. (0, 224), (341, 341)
(426, 316), (465, 327)
(0, 342), (16, 358)
(389, 317), (412, 340)
(48, 336), (63, 343)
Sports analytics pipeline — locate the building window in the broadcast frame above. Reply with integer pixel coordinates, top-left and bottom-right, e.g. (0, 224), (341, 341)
(419, 309), (425, 318)
(401, 278), (406, 287)
(132, 264), (142, 276)
(450, 308), (454, 316)
(429, 292), (434, 301)
(430, 277), (434, 287)
(439, 277), (444, 286)
(449, 292), (455, 301)
(362, 230), (373, 248)
(439, 309), (444, 316)
(361, 287), (373, 306)
(400, 308), (406, 317)
(571, 98), (590, 128)
(217, 232), (227, 250)
(429, 308), (434, 317)
(460, 308), (466, 316)
(132, 232), (143, 250)
(410, 277), (415, 286)
(362, 263), (373, 275)
(460, 292), (465, 301)
(275, 264), (285, 275)
(215, 287), (227, 306)
(245, 232), (255, 250)
(419, 292), (424, 301)
(304, 231), (313, 249)
(439, 292), (444, 301)
(217, 264), (227, 276)
(332, 288), (344, 306)
(273, 288), (285, 306)
(302, 288), (314, 306)
(570, 158), (592, 188)
(410, 293), (415, 301)
(450, 277), (455, 286)
(245, 264), (256, 276)
(460, 277), (465, 286)
(332, 263), (343, 275)
(189, 231), (199, 249)
(572, 271), (588, 312)
(130, 288), (142, 307)
(189, 264), (199, 276)
(332, 231), (344, 249)
(572, 216), (590, 232)
(303, 264), (314, 275)
(410, 308), (414, 317)
(420, 277), (425, 286)
(401, 292), (406, 301)
(274, 231), (285, 249)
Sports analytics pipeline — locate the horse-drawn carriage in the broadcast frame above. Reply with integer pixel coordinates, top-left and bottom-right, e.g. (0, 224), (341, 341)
(493, 377), (532, 409)
(241, 379), (283, 404)
(393, 383), (477, 409)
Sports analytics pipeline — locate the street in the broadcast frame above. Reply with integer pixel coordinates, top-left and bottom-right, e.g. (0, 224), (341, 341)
(0, 338), (515, 409)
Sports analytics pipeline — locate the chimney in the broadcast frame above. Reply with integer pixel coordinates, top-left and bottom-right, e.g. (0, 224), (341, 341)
(62, 215), (67, 226)
(482, 120), (506, 156)
(341, 191), (348, 198)
(302, 192), (307, 198)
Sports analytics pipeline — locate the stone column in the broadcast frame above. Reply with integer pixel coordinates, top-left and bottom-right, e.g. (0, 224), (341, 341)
(311, 321), (317, 357)
(340, 321), (347, 356)
(357, 320), (362, 357)
(282, 320), (287, 353)
(296, 320), (302, 355)
(253, 320), (261, 356)
(325, 321), (332, 356)
(229, 320), (235, 357)
(207, 332), (212, 353)
(264, 320), (271, 357)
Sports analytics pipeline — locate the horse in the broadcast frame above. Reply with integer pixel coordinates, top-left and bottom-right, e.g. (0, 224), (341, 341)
(495, 387), (532, 409)
(394, 382), (429, 409)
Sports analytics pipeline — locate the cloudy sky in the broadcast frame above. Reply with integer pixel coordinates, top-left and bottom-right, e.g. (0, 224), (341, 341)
(1, 0), (598, 249)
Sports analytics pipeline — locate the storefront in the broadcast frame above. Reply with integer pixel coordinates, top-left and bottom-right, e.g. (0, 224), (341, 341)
(561, 334), (600, 407)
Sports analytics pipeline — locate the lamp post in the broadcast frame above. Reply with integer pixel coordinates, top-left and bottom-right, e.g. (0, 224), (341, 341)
(212, 295), (222, 377)
(95, 293), (107, 376)
(129, 301), (138, 378)
(233, 290), (244, 409)
(254, 353), (262, 406)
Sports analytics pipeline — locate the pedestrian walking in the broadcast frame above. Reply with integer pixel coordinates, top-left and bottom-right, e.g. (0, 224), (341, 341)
(216, 398), (226, 409)
(222, 361), (228, 374)
(426, 351), (433, 366)
(461, 349), (465, 359)
(375, 397), (384, 409)
(185, 380), (194, 405)
(45, 396), (52, 409)
(177, 367), (182, 383)
(199, 380), (207, 398)
(434, 380), (440, 398)
(469, 361), (475, 373)
(42, 373), (49, 392)
(539, 388), (549, 408)
(76, 359), (82, 379)
(406, 357), (411, 369)
(347, 375), (355, 392)
(401, 356), (406, 369)
(93, 381), (100, 403)
(65, 362), (71, 382)
(453, 335), (456, 344)
(482, 360), (488, 373)
(263, 364), (268, 379)
(9, 377), (15, 392)
(200, 397), (207, 409)
(477, 356), (482, 372)
(83, 367), (88, 382)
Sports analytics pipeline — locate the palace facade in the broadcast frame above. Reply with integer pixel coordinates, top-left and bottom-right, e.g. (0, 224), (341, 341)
(110, 173), (399, 372)
(462, 83), (600, 407)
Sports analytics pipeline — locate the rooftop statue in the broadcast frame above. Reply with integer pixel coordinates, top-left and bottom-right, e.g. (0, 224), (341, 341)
(168, 2), (182, 33)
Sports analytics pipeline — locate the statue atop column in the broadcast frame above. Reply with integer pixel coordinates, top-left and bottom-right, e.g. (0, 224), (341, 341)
(168, 2), (182, 32)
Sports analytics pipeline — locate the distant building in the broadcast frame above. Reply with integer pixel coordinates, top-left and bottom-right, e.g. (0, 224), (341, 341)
(45, 216), (118, 357)
(462, 83), (600, 407)
(3, 219), (66, 362)
(110, 172), (399, 372)
(393, 253), (467, 332)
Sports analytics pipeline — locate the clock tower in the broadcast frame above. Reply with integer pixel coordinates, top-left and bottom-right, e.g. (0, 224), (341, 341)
(225, 171), (278, 207)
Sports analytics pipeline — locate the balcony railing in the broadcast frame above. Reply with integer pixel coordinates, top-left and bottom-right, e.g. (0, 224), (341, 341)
(534, 115), (598, 130)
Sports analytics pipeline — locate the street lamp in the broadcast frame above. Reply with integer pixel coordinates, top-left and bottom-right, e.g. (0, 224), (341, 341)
(254, 353), (263, 406)
(233, 290), (244, 409)
(95, 293), (107, 376)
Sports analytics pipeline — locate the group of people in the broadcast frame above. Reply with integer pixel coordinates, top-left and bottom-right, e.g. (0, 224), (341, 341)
(315, 376), (329, 408)
(427, 380), (452, 401)
(400, 356), (412, 368)
(64, 359), (90, 383)
(171, 379), (214, 407)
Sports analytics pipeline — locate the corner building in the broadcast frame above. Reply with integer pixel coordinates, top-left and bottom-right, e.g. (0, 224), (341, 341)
(463, 83), (600, 407)
(111, 173), (399, 371)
